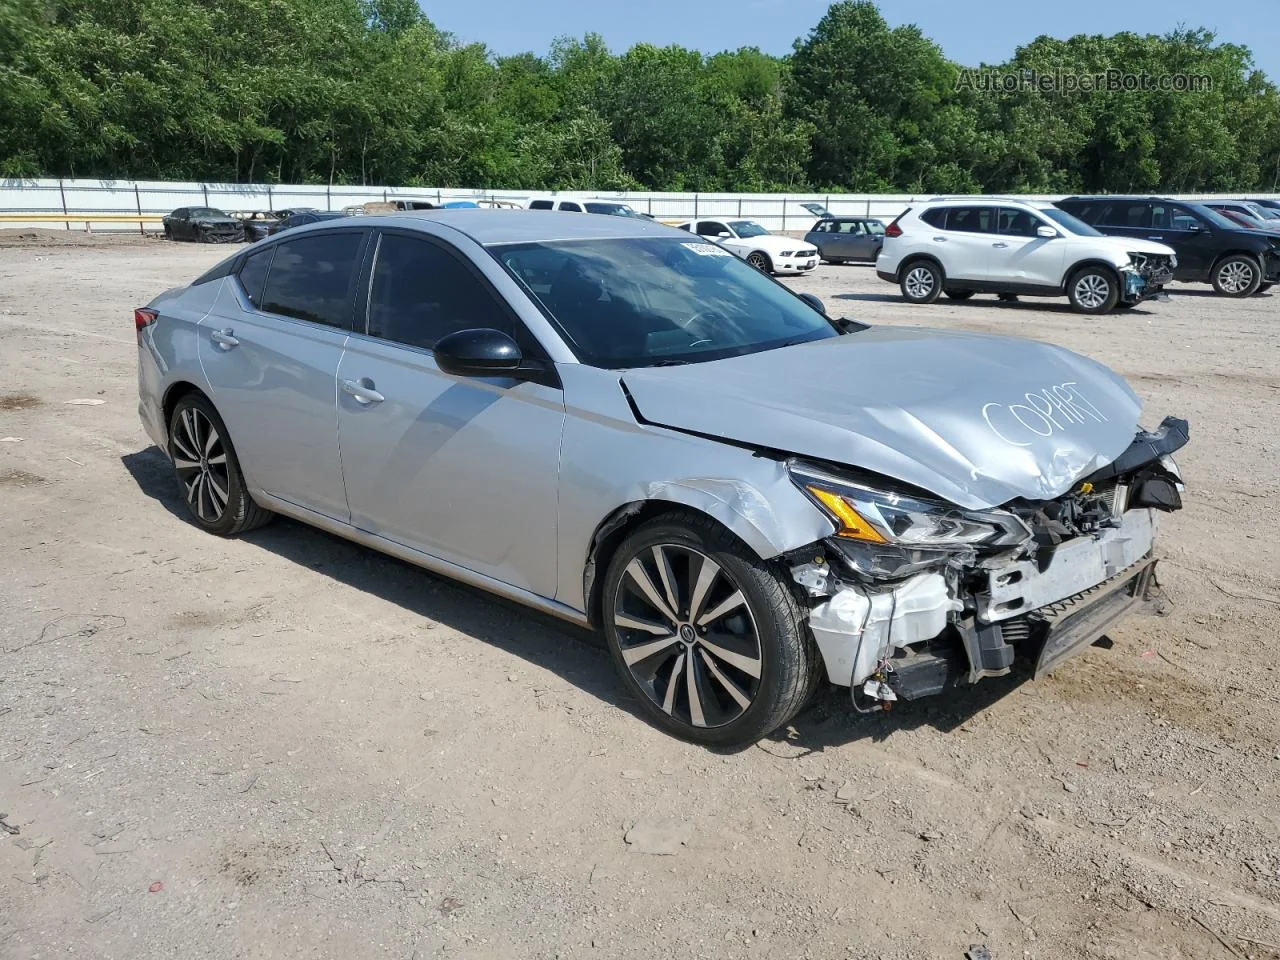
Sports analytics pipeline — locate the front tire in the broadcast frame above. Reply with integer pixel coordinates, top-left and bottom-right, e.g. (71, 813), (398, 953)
(900, 260), (943, 304)
(601, 513), (822, 746)
(1212, 255), (1262, 297)
(945, 289), (975, 301)
(745, 251), (772, 273)
(168, 393), (273, 536)
(1067, 266), (1119, 314)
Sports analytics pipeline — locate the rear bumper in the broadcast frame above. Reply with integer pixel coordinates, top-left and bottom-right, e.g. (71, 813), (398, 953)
(876, 269), (898, 283)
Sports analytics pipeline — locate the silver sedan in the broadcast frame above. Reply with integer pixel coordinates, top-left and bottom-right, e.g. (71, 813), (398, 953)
(135, 211), (1188, 746)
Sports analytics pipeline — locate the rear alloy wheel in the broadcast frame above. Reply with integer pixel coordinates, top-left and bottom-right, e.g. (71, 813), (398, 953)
(745, 251), (772, 273)
(1212, 255), (1262, 297)
(1067, 266), (1119, 314)
(944, 289), (975, 301)
(168, 394), (272, 536)
(602, 514), (821, 746)
(900, 260), (943, 304)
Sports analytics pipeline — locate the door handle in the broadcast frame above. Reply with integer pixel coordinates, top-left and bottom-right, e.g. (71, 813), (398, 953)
(932, 236), (947, 242)
(992, 242), (1009, 248)
(210, 328), (239, 349)
(1147, 235), (1164, 241)
(341, 377), (384, 405)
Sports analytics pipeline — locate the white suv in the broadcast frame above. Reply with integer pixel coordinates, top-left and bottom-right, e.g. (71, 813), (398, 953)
(876, 198), (1177, 314)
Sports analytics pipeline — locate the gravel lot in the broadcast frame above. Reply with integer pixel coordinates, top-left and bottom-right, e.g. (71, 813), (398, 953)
(2, 233), (1279, 960)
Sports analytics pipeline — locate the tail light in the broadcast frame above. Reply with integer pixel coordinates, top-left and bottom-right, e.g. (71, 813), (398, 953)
(884, 218), (904, 238)
(134, 307), (158, 343)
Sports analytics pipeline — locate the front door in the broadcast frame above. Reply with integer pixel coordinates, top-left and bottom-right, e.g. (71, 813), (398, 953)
(198, 230), (368, 521)
(334, 230), (565, 598)
(987, 207), (1067, 287)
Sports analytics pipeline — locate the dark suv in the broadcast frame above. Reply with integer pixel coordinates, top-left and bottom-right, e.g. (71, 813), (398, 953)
(1056, 196), (1280, 297)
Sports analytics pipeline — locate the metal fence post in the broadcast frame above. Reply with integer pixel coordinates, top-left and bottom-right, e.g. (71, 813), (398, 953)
(58, 178), (69, 231)
(134, 184), (143, 235)
(782, 198), (787, 233)
(202, 184), (208, 206)
(737, 198), (742, 217)
(693, 193), (699, 219)
(326, 183), (331, 211)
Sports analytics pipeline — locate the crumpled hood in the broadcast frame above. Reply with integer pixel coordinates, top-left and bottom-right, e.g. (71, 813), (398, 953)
(621, 327), (1143, 510)
(1094, 236), (1176, 258)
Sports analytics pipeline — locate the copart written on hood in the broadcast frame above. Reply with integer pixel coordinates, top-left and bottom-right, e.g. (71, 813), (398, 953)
(622, 326), (1142, 509)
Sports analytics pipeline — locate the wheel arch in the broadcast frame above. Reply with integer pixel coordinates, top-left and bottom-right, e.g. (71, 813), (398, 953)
(161, 380), (212, 434)
(1210, 249), (1264, 271)
(746, 249), (774, 270)
(1061, 258), (1122, 293)
(582, 495), (801, 630)
(900, 253), (946, 278)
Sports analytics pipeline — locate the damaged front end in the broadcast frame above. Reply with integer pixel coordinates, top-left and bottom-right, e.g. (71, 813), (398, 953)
(1122, 252), (1177, 303)
(788, 417), (1189, 710)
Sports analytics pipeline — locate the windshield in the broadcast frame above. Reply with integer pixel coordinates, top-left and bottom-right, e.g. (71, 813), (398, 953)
(728, 220), (770, 238)
(492, 237), (839, 368)
(1041, 208), (1103, 237)
(584, 202), (644, 218)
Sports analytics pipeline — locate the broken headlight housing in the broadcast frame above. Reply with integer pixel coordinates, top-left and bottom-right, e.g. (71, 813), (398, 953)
(789, 463), (1030, 549)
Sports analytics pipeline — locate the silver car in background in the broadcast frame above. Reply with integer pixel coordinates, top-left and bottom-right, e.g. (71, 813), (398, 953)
(135, 211), (1188, 746)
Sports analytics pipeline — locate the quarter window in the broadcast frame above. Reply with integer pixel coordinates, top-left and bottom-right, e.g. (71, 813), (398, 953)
(366, 234), (510, 350)
(259, 232), (364, 329)
(528, 199), (553, 210)
(919, 208), (948, 229)
(237, 246), (274, 307)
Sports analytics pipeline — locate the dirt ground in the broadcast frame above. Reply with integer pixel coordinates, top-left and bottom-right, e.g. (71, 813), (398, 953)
(2, 235), (1278, 960)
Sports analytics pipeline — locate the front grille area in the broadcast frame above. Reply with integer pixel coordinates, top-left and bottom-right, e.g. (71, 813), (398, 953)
(797, 248), (818, 258)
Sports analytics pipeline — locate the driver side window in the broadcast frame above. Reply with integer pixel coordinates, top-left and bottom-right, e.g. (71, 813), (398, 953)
(696, 221), (729, 237)
(366, 233), (511, 351)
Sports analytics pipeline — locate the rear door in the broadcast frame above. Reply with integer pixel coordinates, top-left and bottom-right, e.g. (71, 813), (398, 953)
(198, 229), (369, 521)
(988, 207), (1066, 287)
(933, 205), (995, 281)
(334, 229), (564, 597)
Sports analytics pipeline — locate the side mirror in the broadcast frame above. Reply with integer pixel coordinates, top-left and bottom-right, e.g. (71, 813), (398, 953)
(1036, 226), (1058, 239)
(797, 292), (827, 315)
(716, 231), (732, 239)
(433, 328), (522, 377)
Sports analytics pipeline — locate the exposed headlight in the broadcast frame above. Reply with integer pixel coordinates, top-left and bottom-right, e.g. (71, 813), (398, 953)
(780, 250), (794, 257)
(788, 462), (1030, 549)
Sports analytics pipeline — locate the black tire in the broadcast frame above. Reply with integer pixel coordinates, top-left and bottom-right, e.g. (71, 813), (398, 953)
(1066, 265), (1119, 314)
(163, 224), (173, 240)
(899, 259), (943, 304)
(745, 251), (772, 273)
(996, 292), (1020, 302)
(601, 512), (822, 747)
(1211, 255), (1262, 297)
(945, 289), (975, 301)
(168, 393), (273, 536)
(1256, 282), (1273, 294)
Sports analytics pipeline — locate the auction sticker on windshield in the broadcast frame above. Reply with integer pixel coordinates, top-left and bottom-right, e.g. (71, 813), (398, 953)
(682, 242), (732, 256)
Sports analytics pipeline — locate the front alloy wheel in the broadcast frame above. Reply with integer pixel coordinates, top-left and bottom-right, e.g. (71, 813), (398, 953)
(1067, 267), (1119, 314)
(745, 251), (772, 273)
(601, 514), (821, 745)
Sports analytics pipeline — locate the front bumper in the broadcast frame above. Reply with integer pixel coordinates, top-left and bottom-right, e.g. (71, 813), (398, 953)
(774, 253), (819, 274)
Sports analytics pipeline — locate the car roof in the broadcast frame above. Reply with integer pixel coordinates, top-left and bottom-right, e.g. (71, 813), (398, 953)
(918, 197), (1052, 209)
(384, 209), (680, 244)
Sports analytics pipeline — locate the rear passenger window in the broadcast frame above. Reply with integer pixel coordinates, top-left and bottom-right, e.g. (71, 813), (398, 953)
(920, 208), (948, 229)
(560, 202), (583, 212)
(946, 206), (995, 233)
(237, 246), (274, 307)
(259, 232), (364, 328)
(366, 234), (510, 351)
(528, 199), (553, 210)
(1097, 203), (1149, 228)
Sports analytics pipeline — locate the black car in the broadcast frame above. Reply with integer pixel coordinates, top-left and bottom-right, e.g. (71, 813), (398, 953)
(804, 216), (887, 263)
(1248, 198), (1280, 213)
(162, 207), (243, 243)
(267, 211), (347, 236)
(1056, 196), (1280, 297)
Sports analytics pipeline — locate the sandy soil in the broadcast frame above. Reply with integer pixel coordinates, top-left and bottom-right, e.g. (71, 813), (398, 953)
(1, 238), (1278, 960)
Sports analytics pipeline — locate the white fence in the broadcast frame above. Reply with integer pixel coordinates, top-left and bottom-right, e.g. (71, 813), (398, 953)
(0, 177), (1276, 234)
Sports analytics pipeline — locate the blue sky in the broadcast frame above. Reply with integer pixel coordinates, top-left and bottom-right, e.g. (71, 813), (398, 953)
(421, 0), (1278, 81)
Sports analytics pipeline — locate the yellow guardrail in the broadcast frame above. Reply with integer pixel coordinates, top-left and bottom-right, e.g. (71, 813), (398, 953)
(0, 212), (164, 233)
